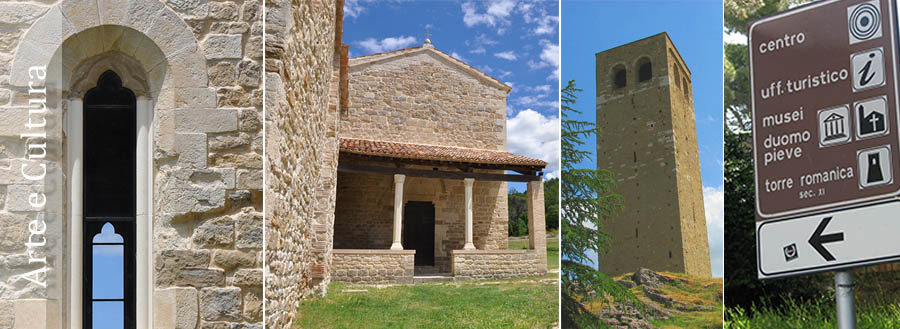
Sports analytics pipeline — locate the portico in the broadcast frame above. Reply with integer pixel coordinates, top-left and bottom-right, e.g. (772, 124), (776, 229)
(330, 138), (548, 283)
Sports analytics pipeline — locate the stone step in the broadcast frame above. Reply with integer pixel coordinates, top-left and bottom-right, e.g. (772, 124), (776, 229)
(413, 275), (453, 284)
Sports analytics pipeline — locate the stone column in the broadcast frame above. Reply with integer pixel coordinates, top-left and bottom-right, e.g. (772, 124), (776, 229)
(463, 178), (476, 250)
(391, 174), (405, 250)
(527, 180), (547, 272)
(66, 98), (83, 326)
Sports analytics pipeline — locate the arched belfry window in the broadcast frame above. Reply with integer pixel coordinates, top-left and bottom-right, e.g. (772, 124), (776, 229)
(613, 65), (626, 89)
(637, 58), (652, 82)
(83, 70), (136, 329)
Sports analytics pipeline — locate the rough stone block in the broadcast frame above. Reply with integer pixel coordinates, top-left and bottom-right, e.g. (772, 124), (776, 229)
(175, 108), (238, 133)
(199, 287), (242, 321)
(0, 3), (49, 25)
(209, 1), (238, 20)
(193, 216), (234, 247)
(232, 269), (262, 286)
(208, 61), (237, 86)
(0, 212), (29, 252)
(175, 87), (217, 109)
(203, 34), (242, 59)
(212, 249), (255, 269)
(175, 133), (208, 168)
(237, 60), (260, 87)
(236, 169), (261, 190)
(166, 0), (209, 19)
(154, 287), (198, 329)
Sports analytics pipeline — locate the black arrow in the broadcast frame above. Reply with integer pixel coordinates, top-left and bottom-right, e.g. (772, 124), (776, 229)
(809, 216), (844, 261)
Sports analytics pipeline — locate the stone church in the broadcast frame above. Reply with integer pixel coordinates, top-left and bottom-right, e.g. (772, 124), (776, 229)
(265, 1), (549, 328)
(0, 0), (264, 328)
(595, 33), (711, 278)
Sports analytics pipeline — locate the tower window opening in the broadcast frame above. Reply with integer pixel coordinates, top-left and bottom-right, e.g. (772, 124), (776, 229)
(638, 58), (652, 82)
(613, 65), (626, 88)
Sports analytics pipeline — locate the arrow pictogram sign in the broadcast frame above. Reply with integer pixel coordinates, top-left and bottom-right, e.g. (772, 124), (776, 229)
(808, 216), (845, 261)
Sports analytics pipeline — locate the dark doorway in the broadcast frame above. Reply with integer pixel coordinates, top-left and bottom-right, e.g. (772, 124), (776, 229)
(83, 70), (136, 329)
(403, 201), (435, 266)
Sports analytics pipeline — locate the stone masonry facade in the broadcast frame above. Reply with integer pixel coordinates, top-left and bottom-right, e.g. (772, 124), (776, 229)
(451, 250), (544, 280)
(595, 33), (711, 278)
(331, 250), (415, 284)
(263, 0), (344, 329)
(0, 0), (264, 327)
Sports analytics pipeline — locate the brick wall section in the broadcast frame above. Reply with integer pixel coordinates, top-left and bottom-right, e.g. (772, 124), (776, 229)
(333, 161), (508, 273)
(331, 250), (415, 284)
(595, 33), (711, 277)
(451, 250), (544, 280)
(263, 0), (341, 328)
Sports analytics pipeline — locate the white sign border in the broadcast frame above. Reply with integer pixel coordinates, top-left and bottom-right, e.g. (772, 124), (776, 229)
(757, 199), (900, 279)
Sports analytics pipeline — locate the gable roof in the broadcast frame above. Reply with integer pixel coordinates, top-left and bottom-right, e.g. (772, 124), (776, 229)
(339, 138), (547, 168)
(349, 42), (512, 93)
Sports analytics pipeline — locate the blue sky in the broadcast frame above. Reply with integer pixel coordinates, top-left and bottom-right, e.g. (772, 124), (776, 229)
(562, 0), (724, 277)
(342, 0), (561, 190)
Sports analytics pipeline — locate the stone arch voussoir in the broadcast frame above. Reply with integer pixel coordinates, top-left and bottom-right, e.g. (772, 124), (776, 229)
(10, 0), (208, 93)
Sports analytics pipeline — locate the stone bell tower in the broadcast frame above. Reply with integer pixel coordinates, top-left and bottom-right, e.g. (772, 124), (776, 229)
(595, 32), (711, 277)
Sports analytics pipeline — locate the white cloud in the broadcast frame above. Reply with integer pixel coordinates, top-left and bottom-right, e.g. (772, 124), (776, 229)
(507, 109), (560, 179)
(494, 51), (518, 61)
(344, 0), (366, 18)
(470, 47), (486, 54)
(344, 0), (409, 19)
(704, 185), (725, 278)
(451, 52), (467, 62)
(533, 15), (558, 35)
(462, 0), (516, 27)
(514, 94), (557, 109)
(724, 29), (746, 45)
(356, 36), (417, 53)
(527, 39), (560, 80)
(497, 69), (513, 79)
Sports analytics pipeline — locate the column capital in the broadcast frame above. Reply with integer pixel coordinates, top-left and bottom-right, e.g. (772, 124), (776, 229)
(464, 177), (474, 185)
(394, 174), (406, 184)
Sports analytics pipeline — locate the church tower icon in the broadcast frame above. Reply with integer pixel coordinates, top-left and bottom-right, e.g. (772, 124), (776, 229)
(855, 96), (889, 139)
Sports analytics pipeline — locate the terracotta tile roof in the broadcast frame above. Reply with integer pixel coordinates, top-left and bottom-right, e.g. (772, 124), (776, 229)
(339, 138), (547, 168)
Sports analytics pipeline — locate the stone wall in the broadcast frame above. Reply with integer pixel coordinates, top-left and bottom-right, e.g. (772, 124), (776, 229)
(595, 33), (710, 277)
(263, 0), (341, 329)
(0, 0), (264, 327)
(451, 250), (544, 280)
(342, 47), (509, 151)
(333, 160), (508, 273)
(331, 249), (415, 284)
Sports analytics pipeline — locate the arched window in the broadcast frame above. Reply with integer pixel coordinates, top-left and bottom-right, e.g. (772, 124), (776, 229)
(83, 70), (136, 329)
(683, 78), (690, 99)
(613, 65), (626, 89)
(637, 58), (652, 82)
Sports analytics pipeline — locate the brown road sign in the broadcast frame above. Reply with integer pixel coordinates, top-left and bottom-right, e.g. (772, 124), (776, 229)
(751, 0), (900, 279)
(750, 0), (900, 222)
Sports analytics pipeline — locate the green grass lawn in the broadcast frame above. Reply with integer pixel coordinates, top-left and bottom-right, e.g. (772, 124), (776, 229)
(726, 301), (900, 328)
(294, 236), (560, 328)
(509, 236), (559, 270)
(295, 277), (559, 329)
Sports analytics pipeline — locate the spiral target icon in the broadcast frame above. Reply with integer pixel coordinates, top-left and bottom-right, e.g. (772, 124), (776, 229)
(849, 2), (881, 43)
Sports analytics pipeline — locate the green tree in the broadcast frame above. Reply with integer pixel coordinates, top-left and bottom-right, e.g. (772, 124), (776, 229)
(545, 178), (560, 232)
(508, 188), (528, 236)
(560, 80), (638, 328)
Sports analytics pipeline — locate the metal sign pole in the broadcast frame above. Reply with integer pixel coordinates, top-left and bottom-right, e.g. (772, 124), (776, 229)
(835, 271), (857, 329)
